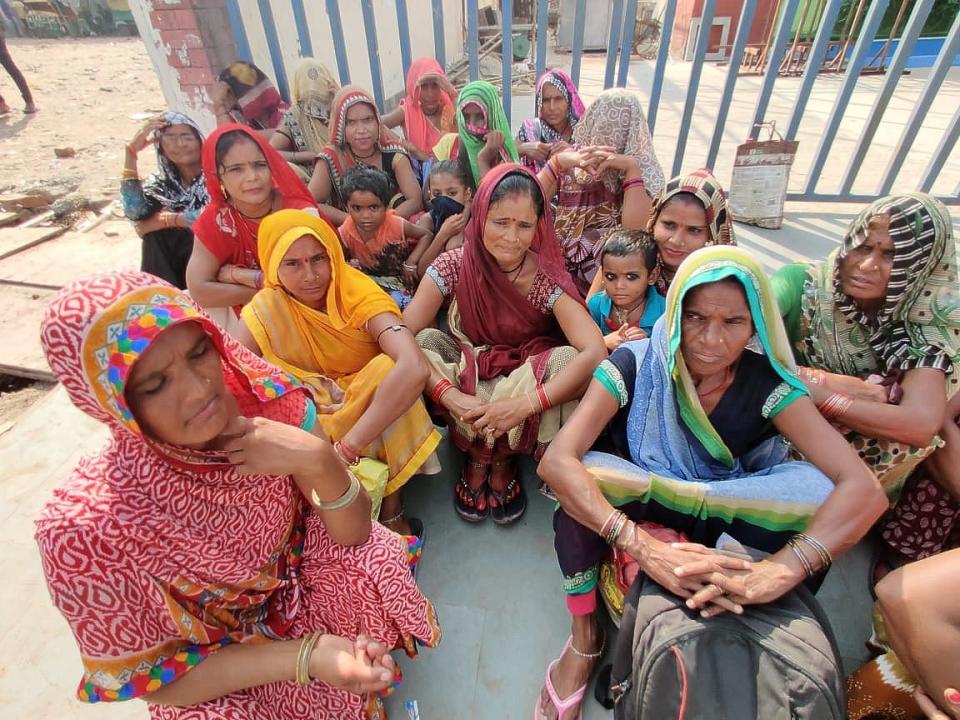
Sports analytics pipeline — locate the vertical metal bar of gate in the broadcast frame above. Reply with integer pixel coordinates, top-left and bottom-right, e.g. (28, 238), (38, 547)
(502, 0), (513, 119)
(802, 0), (890, 195)
(255, 0), (289, 99)
(785, 0), (844, 140)
(645, 0), (676, 132)
(877, 10), (960, 197)
(326, 0), (351, 84)
(224, 0), (252, 63)
(431, 0), (446, 68)
(839, 0), (935, 194)
(919, 106), (960, 194)
(291, 0), (313, 58)
(706, 0), (757, 170)
(570, 0), (587, 86)
(749, 0), (801, 140)
(360, 0), (385, 110)
(467, 0), (480, 81)
(604, 0), (625, 90)
(395, 0), (413, 79)
(616, 0), (640, 88)
(536, 0), (549, 79)
(672, 0), (716, 176)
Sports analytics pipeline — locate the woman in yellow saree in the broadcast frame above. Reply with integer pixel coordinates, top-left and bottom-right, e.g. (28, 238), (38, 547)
(236, 208), (441, 536)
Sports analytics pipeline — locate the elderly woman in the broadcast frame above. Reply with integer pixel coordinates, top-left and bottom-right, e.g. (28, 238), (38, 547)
(771, 193), (960, 562)
(540, 88), (664, 296)
(121, 112), (208, 289)
(433, 80), (520, 186)
(186, 124), (317, 325)
(309, 86), (422, 225)
(381, 57), (458, 163)
(583, 167), (737, 300)
(270, 59), (340, 181)
(516, 69), (585, 172)
(848, 549), (960, 720)
(403, 164), (606, 525)
(536, 246), (886, 720)
(235, 208), (441, 537)
(36, 271), (440, 719)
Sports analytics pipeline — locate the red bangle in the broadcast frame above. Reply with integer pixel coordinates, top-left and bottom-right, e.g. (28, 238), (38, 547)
(429, 379), (454, 404)
(336, 439), (361, 464)
(622, 177), (645, 193)
(536, 385), (552, 412)
(817, 392), (852, 420)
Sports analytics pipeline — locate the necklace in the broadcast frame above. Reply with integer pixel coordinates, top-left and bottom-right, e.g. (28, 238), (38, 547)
(613, 296), (647, 326)
(351, 147), (378, 162)
(696, 365), (734, 398)
(501, 255), (525, 282)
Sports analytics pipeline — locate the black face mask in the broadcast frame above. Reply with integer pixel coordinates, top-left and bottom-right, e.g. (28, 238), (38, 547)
(429, 194), (466, 232)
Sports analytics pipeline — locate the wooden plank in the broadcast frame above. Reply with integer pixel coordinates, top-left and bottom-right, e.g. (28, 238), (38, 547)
(0, 225), (66, 262)
(0, 284), (56, 380)
(0, 221), (139, 287)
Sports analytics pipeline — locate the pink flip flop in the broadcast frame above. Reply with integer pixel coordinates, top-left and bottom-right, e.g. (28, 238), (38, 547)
(535, 637), (588, 720)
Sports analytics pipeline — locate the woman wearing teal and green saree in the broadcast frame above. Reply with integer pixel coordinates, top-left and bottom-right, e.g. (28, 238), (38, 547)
(536, 246), (885, 720)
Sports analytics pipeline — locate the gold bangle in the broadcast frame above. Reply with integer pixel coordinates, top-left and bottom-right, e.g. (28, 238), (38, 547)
(310, 470), (361, 511)
(786, 537), (815, 578)
(794, 532), (832, 569)
(296, 632), (322, 686)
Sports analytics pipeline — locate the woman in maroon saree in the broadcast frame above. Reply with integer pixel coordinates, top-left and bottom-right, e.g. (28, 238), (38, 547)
(403, 164), (605, 524)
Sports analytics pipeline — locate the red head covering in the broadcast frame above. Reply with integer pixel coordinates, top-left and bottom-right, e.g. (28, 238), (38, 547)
(193, 124), (316, 267)
(400, 57), (457, 154)
(455, 163), (582, 381)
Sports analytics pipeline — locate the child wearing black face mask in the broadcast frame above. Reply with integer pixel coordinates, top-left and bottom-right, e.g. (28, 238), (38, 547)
(413, 160), (475, 276)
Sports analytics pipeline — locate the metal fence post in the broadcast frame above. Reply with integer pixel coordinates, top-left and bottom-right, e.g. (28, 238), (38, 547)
(672, 0), (716, 176)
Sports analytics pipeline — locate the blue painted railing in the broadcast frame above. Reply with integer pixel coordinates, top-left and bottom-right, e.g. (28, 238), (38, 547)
(224, 0), (959, 205)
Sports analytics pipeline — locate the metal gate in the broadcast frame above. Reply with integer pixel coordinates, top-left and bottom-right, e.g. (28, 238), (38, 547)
(225, 0), (959, 205)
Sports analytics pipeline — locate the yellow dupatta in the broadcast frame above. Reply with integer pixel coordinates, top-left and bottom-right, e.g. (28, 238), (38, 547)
(242, 209), (400, 400)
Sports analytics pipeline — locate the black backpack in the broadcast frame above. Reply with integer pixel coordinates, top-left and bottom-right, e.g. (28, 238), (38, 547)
(606, 573), (846, 719)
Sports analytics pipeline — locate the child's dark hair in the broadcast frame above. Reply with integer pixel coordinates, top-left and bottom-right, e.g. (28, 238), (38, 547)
(601, 229), (658, 271)
(428, 159), (473, 191)
(341, 166), (392, 206)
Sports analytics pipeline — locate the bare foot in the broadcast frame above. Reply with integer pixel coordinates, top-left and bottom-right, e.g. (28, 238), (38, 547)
(23, 102), (37, 114)
(537, 633), (602, 719)
(0, 102), (10, 115)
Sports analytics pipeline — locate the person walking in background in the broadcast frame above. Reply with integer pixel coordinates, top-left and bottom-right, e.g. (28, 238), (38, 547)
(0, 12), (36, 115)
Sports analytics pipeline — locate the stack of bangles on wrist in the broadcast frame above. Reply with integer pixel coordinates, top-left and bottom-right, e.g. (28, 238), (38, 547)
(121, 168), (138, 181)
(334, 439), (361, 466)
(799, 367), (826, 385)
(621, 177), (645, 193)
(295, 632), (323, 686)
(428, 378), (456, 405)
(545, 157), (563, 184)
(524, 384), (553, 415)
(601, 509), (634, 549)
(817, 392), (852, 420)
(310, 469), (362, 511)
(402, 262), (417, 273)
(785, 533), (833, 578)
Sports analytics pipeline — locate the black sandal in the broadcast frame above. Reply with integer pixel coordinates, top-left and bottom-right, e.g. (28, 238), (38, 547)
(455, 461), (489, 523)
(489, 461), (527, 525)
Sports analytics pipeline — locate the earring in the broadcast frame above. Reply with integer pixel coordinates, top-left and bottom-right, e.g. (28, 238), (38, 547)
(219, 183), (228, 201)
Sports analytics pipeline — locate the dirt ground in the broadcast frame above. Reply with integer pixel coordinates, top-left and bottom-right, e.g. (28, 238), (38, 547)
(0, 37), (164, 425)
(0, 36), (166, 201)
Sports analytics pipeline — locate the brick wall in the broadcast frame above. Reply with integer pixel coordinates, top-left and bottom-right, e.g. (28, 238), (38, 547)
(138, 0), (238, 121)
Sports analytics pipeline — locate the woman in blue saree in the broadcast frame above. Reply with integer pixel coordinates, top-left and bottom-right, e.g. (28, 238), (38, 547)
(535, 246), (887, 720)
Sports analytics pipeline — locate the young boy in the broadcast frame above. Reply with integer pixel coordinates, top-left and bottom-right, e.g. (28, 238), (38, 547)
(588, 229), (664, 351)
(339, 167), (432, 307)
(413, 160), (474, 275)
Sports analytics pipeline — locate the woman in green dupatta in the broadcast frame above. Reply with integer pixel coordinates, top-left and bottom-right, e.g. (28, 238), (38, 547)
(536, 246), (885, 720)
(432, 80), (519, 186)
(771, 193), (960, 562)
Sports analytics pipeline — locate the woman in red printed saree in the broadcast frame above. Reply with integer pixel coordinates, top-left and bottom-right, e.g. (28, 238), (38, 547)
(403, 164), (605, 525)
(35, 271), (440, 719)
(186, 124), (318, 322)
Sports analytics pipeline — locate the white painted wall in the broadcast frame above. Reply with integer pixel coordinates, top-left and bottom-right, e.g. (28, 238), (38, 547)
(130, 0), (464, 132)
(236, 0), (465, 106)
